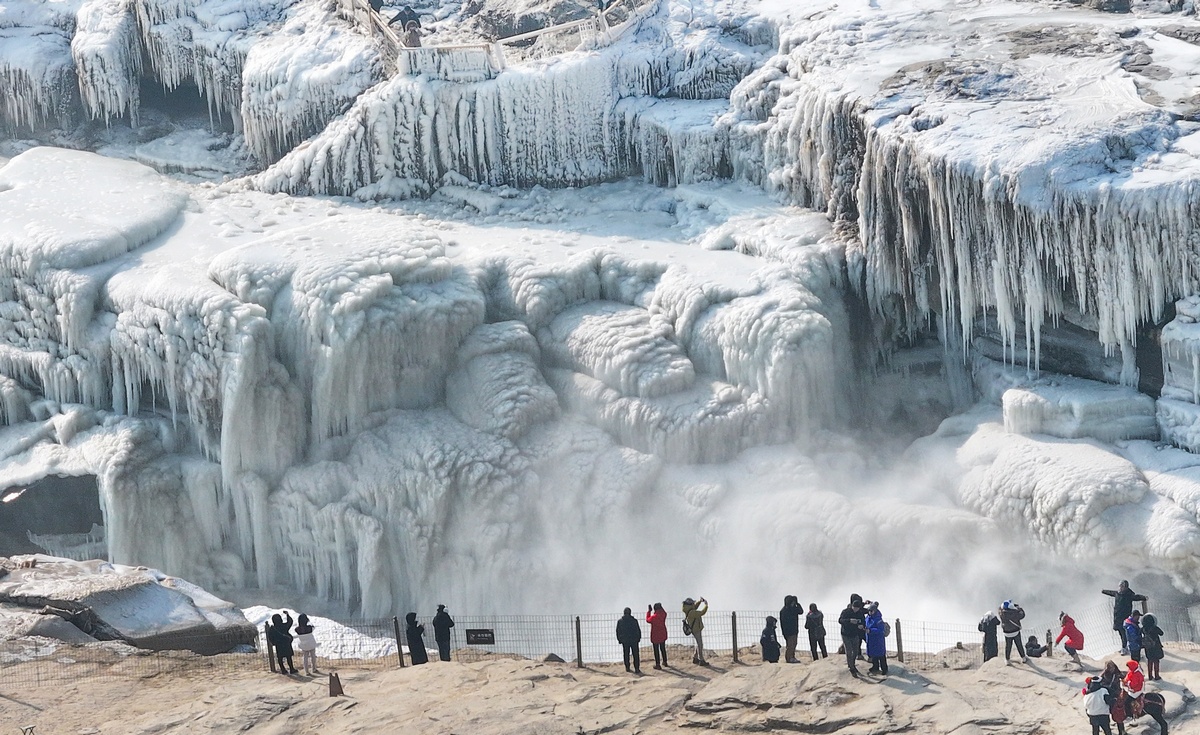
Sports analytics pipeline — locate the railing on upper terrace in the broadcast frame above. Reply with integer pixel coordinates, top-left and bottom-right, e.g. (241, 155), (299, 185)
(335, 0), (661, 81)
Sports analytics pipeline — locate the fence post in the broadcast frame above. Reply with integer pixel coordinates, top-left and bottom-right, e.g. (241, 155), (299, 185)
(575, 616), (583, 668)
(731, 612), (739, 664)
(894, 619), (904, 663)
(265, 622), (276, 672)
(393, 616), (406, 668)
(1046, 628), (1053, 658)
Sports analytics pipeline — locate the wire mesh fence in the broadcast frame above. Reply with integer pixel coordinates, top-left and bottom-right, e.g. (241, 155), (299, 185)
(0, 628), (261, 688)
(4, 598), (1200, 686)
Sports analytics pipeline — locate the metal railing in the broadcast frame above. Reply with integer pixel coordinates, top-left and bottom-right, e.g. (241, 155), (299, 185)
(335, 0), (659, 81)
(5, 599), (1196, 688)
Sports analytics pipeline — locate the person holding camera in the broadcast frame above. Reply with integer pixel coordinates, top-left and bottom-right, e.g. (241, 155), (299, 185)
(998, 600), (1028, 663)
(682, 597), (709, 666)
(646, 603), (668, 669)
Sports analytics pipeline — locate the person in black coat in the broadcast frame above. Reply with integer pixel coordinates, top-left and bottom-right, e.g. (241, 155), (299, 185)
(779, 595), (802, 663)
(1142, 612), (1165, 681)
(806, 603), (827, 660)
(616, 607), (642, 674)
(406, 612), (429, 665)
(1102, 581), (1147, 653)
(838, 594), (866, 676)
(268, 611), (298, 675)
(432, 604), (455, 662)
(978, 611), (999, 662)
(761, 616), (781, 663)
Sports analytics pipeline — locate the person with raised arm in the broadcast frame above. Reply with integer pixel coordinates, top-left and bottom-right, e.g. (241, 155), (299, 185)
(1102, 581), (1147, 655)
(646, 602), (668, 670)
(682, 596), (709, 666)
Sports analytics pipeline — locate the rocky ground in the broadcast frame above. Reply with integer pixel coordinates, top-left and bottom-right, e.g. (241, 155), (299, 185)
(4, 643), (1200, 733)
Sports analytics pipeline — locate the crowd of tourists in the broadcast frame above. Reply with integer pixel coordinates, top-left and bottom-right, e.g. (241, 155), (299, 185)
(262, 579), (1171, 732)
(971, 580), (1168, 735)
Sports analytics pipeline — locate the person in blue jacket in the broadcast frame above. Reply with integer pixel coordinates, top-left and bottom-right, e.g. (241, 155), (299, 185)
(1123, 610), (1144, 662)
(864, 602), (888, 676)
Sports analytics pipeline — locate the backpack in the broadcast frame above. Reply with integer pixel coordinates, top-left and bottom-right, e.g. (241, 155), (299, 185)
(683, 620), (692, 636)
(882, 621), (891, 638)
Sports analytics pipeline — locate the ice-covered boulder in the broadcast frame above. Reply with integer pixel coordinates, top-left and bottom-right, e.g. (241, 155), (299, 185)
(539, 301), (696, 399)
(1157, 398), (1200, 454)
(1161, 295), (1200, 403)
(1002, 380), (1157, 443)
(0, 555), (255, 652)
(957, 424), (1149, 554)
(446, 322), (560, 439)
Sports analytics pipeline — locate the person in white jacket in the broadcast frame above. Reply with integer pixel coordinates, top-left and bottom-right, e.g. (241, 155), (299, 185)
(295, 613), (319, 676)
(1082, 677), (1113, 735)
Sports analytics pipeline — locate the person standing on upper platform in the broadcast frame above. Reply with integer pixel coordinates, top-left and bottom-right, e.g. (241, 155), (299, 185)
(1102, 581), (1146, 655)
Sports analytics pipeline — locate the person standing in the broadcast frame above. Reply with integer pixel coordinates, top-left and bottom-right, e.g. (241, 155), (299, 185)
(998, 600), (1028, 663)
(978, 610), (1000, 662)
(432, 604), (455, 662)
(1056, 612), (1085, 665)
(1123, 610), (1144, 662)
(864, 602), (888, 675)
(405, 612), (429, 665)
(1142, 613), (1165, 680)
(779, 596), (802, 663)
(1083, 676), (1115, 735)
(268, 611), (298, 675)
(837, 594), (866, 677)
(682, 597), (709, 666)
(401, 20), (422, 47)
(806, 603), (827, 660)
(294, 613), (319, 676)
(616, 607), (643, 674)
(646, 602), (668, 670)
(1102, 581), (1147, 654)
(760, 616), (781, 663)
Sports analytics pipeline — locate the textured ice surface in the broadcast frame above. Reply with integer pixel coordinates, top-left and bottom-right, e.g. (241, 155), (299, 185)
(0, 150), (865, 615)
(11, 0), (1200, 620)
(1002, 380), (1158, 443)
(0, 555), (254, 649)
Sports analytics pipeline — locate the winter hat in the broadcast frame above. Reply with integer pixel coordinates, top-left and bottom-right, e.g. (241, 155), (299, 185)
(1001, 600), (1012, 610)
(866, 601), (878, 611)
(683, 597), (695, 606)
(437, 604), (446, 612)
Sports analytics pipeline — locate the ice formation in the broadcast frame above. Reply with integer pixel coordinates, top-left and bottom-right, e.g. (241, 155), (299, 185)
(11, 0), (1200, 624)
(0, 554), (255, 651)
(2, 0), (379, 163)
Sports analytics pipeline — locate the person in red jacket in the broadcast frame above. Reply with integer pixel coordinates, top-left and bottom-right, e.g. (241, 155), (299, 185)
(1123, 660), (1146, 719)
(646, 602), (668, 670)
(1056, 611), (1085, 664)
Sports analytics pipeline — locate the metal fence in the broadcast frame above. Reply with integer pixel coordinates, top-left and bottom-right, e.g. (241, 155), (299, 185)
(0, 628), (260, 688)
(4, 599), (1198, 687)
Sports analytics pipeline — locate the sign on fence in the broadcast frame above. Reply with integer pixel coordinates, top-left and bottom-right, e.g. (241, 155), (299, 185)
(466, 629), (496, 645)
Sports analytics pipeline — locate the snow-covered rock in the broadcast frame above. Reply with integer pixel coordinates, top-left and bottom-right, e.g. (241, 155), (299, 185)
(0, 555), (255, 651)
(1002, 380), (1158, 443)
